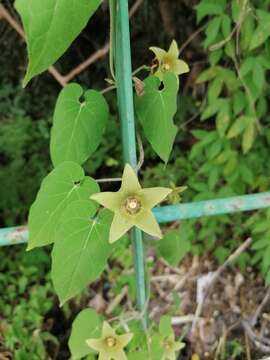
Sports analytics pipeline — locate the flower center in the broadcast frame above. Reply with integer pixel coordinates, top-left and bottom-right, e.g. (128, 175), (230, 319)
(164, 339), (173, 350)
(162, 62), (171, 71)
(125, 196), (142, 215)
(105, 336), (117, 348)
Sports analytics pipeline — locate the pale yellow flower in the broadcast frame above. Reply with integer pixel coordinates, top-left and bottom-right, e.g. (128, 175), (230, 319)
(150, 40), (189, 80)
(162, 334), (185, 360)
(91, 164), (171, 243)
(86, 321), (133, 360)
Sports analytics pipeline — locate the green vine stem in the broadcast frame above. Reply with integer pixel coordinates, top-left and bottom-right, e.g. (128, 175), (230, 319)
(109, 0), (116, 81)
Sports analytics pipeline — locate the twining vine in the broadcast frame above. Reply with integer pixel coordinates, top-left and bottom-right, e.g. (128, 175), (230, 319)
(16, 0), (189, 358)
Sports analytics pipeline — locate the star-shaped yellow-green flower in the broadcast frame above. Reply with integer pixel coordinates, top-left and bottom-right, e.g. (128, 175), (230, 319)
(86, 321), (133, 360)
(91, 164), (172, 243)
(162, 334), (185, 360)
(150, 40), (189, 81)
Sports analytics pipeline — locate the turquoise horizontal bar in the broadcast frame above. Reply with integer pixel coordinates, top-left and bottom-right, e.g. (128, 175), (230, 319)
(1, 191), (270, 246)
(154, 191), (270, 223)
(0, 226), (28, 247)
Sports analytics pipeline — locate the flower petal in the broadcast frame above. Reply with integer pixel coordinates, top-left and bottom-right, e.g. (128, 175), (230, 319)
(167, 351), (176, 360)
(120, 164), (141, 195)
(112, 349), (128, 360)
(154, 69), (164, 80)
(109, 213), (133, 243)
(102, 321), (116, 338)
(118, 333), (133, 347)
(135, 210), (162, 238)
(162, 349), (176, 360)
(149, 46), (167, 62)
(86, 338), (104, 352)
(99, 350), (111, 360)
(91, 192), (120, 211)
(168, 40), (179, 59)
(139, 187), (172, 209)
(174, 341), (185, 351)
(174, 59), (189, 75)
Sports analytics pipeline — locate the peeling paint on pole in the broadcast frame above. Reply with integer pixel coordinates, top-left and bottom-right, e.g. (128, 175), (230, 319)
(0, 226), (28, 246)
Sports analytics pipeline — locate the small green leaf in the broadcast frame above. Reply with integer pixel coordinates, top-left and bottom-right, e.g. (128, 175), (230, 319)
(129, 352), (150, 360)
(214, 247), (230, 264)
(231, 0), (244, 23)
(201, 98), (226, 120)
(208, 76), (223, 103)
(69, 309), (102, 360)
(158, 229), (191, 266)
(223, 154), (238, 176)
(196, 2), (225, 22)
(50, 83), (109, 167)
(266, 269), (270, 286)
(233, 90), (246, 116)
(52, 202), (113, 304)
(216, 101), (230, 137)
(159, 315), (173, 337)
(239, 57), (255, 78)
(244, 75), (260, 102)
(15, 0), (102, 86)
(252, 237), (270, 250)
(240, 14), (255, 51)
(204, 17), (222, 48)
(28, 162), (99, 250)
(253, 64), (264, 93)
(150, 333), (164, 360)
(240, 164), (254, 185)
(206, 139), (222, 160)
(209, 49), (223, 66)
(196, 66), (221, 83)
(242, 121), (255, 154)
(208, 167), (219, 190)
(253, 221), (270, 234)
(227, 116), (249, 139)
(262, 245), (270, 272)
(135, 73), (178, 162)
(191, 130), (217, 142)
(249, 10), (270, 51)
(221, 68), (238, 91)
(221, 14), (231, 37)
(224, 40), (235, 59)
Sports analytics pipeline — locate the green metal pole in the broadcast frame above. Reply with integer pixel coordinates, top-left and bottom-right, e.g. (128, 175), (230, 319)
(114, 0), (147, 324)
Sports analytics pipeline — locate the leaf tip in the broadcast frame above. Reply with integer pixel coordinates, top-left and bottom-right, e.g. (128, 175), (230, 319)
(26, 244), (33, 252)
(22, 77), (30, 88)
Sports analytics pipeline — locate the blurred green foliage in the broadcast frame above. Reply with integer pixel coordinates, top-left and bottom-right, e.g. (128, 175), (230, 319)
(0, 115), (51, 226)
(0, 247), (56, 359)
(142, 0), (270, 281)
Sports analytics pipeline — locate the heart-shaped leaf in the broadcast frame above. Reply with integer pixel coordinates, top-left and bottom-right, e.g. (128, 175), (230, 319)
(157, 229), (191, 267)
(52, 201), (112, 304)
(135, 73), (178, 162)
(50, 83), (109, 167)
(15, 0), (102, 86)
(69, 309), (102, 360)
(28, 161), (99, 250)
